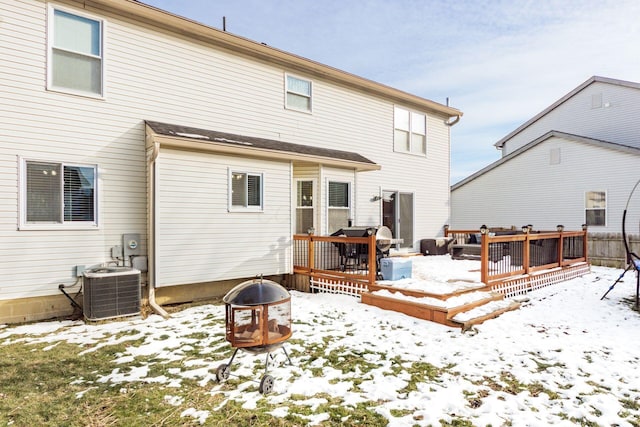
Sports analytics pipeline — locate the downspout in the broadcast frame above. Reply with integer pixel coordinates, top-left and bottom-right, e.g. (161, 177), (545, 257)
(147, 139), (170, 319)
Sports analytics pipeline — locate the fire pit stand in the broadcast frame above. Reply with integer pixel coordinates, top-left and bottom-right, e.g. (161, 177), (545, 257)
(215, 277), (293, 394)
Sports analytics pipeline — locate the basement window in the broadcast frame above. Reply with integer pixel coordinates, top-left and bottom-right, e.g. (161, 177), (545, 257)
(20, 159), (97, 229)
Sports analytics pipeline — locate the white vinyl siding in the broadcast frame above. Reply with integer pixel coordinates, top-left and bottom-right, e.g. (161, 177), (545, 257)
(157, 150), (290, 287)
(0, 0), (453, 310)
(451, 136), (638, 233)
(500, 81), (640, 156)
(48, 6), (103, 97)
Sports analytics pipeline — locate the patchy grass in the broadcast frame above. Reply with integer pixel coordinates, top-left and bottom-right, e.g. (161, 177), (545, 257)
(0, 337), (390, 426)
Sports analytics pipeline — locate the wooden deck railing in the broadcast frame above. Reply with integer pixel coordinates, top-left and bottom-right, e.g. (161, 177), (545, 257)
(293, 233), (377, 290)
(446, 227), (589, 284)
(480, 230), (588, 284)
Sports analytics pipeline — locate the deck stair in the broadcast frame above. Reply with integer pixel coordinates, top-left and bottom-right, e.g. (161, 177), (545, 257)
(361, 281), (520, 329)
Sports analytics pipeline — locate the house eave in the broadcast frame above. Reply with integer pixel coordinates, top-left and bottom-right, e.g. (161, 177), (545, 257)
(73, 0), (462, 119)
(145, 124), (381, 172)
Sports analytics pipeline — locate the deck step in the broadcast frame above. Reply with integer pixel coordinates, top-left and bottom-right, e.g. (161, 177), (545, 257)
(451, 300), (521, 330)
(361, 284), (520, 329)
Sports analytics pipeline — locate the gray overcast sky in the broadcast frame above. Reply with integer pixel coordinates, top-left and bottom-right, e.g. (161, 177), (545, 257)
(143, 0), (640, 183)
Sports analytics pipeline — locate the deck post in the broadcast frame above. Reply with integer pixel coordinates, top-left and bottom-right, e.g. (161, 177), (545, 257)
(523, 230), (530, 275)
(558, 230), (564, 266)
(308, 234), (315, 273)
(480, 232), (489, 284)
(582, 225), (589, 262)
(368, 232), (377, 286)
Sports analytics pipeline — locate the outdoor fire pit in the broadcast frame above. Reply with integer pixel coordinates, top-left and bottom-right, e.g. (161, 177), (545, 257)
(215, 277), (293, 394)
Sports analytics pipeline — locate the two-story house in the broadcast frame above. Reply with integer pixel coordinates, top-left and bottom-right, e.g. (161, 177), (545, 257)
(451, 76), (640, 266)
(0, 0), (461, 323)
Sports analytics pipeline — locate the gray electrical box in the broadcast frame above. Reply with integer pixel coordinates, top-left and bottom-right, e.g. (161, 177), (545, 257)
(123, 233), (142, 257)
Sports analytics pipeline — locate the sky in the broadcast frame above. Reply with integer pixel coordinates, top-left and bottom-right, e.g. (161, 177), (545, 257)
(141, 0), (640, 183)
(2, 256), (639, 425)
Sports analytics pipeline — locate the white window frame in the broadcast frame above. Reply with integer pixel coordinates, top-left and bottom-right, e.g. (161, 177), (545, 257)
(394, 106), (427, 156)
(228, 169), (264, 212)
(19, 158), (98, 230)
(585, 190), (607, 227)
(47, 4), (105, 98)
(295, 179), (316, 234)
(327, 180), (351, 234)
(285, 73), (312, 113)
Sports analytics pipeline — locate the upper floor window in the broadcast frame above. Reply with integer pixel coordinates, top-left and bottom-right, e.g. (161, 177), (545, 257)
(585, 191), (606, 226)
(327, 181), (350, 234)
(230, 171), (263, 211)
(21, 160), (97, 229)
(48, 7), (103, 97)
(285, 75), (312, 112)
(394, 107), (426, 155)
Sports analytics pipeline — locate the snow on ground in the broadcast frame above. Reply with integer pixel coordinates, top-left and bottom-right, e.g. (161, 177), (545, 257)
(2, 256), (640, 426)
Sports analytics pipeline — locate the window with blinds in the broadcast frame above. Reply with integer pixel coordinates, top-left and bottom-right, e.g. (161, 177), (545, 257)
(585, 190), (606, 226)
(49, 7), (103, 96)
(23, 160), (96, 226)
(328, 181), (350, 233)
(285, 74), (312, 112)
(230, 171), (263, 211)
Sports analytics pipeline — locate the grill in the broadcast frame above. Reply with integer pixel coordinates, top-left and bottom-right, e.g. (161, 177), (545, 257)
(331, 226), (402, 274)
(215, 277), (293, 394)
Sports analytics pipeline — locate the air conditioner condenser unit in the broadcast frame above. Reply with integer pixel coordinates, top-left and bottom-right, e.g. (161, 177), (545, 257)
(83, 267), (141, 321)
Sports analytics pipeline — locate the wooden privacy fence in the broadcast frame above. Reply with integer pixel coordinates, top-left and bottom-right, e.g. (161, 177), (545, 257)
(293, 233), (377, 296)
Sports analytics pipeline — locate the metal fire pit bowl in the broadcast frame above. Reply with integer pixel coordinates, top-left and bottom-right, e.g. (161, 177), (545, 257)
(215, 277), (293, 394)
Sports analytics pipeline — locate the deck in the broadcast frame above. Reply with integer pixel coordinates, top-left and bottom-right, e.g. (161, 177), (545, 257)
(291, 228), (590, 329)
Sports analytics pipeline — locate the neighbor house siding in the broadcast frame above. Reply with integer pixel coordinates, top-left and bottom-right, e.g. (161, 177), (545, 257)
(502, 82), (640, 156)
(451, 136), (640, 233)
(156, 150), (291, 287)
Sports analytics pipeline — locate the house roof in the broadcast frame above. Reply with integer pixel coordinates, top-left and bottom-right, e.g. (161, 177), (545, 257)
(494, 76), (640, 149)
(76, 0), (462, 121)
(452, 131), (640, 191)
(145, 121), (381, 171)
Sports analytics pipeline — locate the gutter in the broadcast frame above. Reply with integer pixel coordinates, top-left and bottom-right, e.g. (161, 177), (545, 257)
(146, 140), (170, 319)
(445, 115), (461, 127)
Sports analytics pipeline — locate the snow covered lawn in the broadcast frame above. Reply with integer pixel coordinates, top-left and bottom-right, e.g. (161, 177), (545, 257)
(1, 259), (639, 426)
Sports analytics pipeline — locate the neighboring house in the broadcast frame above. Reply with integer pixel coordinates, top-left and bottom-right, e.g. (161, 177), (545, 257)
(0, 0), (462, 323)
(451, 76), (640, 265)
